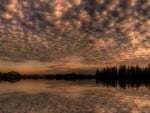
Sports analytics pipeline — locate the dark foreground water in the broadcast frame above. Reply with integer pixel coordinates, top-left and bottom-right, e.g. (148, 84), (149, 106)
(0, 80), (150, 113)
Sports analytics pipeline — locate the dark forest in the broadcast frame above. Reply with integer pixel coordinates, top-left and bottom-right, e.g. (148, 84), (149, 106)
(0, 65), (150, 89)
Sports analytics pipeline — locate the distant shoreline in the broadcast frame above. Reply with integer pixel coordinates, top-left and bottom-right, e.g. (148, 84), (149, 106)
(0, 65), (150, 89)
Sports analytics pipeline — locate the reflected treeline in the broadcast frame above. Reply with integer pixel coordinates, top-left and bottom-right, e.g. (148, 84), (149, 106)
(22, 73), (94, 82)
(0, 71), (94, 82)
(0, 71), (21, 82)
(96, 65), (150, 89)
(0, 65), (150, 88)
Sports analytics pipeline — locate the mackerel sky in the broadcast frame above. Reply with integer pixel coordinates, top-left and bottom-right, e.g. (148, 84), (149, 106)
(0, 0), (149, 74)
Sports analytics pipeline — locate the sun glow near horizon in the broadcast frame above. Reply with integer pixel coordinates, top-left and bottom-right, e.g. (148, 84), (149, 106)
(0, 0), (149, 74)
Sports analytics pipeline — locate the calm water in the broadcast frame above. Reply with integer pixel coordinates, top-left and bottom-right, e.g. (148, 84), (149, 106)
(0, 80), (150, 113)
(0, 79), (149, 94)
(0, 80), (98, 94)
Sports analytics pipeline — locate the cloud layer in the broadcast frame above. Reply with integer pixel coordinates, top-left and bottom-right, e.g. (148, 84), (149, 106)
(0, 0), (149, 73)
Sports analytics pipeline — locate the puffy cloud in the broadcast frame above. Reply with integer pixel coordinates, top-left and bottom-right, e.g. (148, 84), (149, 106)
(0, 0), (149, 73)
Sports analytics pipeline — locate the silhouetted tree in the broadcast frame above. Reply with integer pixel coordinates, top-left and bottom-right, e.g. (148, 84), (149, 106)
(1, 64), (150, 89)
(95, 64), (150, 89)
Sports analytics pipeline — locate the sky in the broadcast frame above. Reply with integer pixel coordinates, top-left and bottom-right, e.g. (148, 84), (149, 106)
(0, 0), (149, 74)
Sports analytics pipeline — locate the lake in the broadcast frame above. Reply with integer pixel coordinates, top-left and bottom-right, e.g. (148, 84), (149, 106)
(0, 80), (150, 113)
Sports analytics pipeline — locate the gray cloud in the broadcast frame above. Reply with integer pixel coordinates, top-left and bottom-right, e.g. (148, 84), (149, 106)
(0, 0), (149, 73)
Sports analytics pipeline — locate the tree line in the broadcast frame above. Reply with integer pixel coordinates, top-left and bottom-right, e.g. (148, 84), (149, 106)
(0, 65), (150, 89)
(96, 65), (150, 89)
(0, 71), (94, 82)
(0, 71), (21, 82)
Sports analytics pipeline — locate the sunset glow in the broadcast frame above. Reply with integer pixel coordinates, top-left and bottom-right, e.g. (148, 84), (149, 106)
(0, 0), (149, 74)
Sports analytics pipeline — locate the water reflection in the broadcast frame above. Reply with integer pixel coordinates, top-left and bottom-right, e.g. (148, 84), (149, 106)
(0, 80), (150, 113)
(0, 80), (50, 94)
(0, 79), (149, 94)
